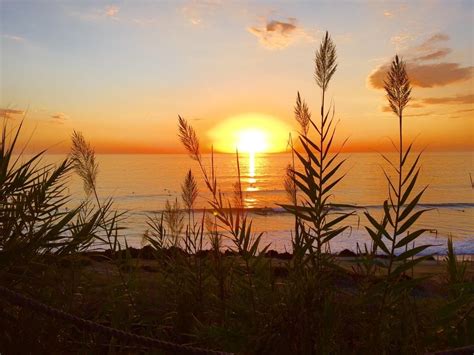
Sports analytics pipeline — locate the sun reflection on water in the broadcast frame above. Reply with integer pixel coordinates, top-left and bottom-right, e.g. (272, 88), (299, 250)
(247, 152), (258, 191)
(244, 152), (260, 208)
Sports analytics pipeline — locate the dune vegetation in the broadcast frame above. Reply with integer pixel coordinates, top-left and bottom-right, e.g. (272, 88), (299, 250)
(0, 32), (473, 355)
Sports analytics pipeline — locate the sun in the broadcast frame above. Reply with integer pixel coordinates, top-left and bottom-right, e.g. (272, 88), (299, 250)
(237, 129), (268, 153)
(207, 113), (291, 153)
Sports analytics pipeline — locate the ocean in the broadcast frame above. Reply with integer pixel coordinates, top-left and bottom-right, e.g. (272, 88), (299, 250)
(46, 152), (473, 255)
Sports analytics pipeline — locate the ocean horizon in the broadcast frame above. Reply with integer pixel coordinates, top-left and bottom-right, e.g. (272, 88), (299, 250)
(34, 151), (474, 256)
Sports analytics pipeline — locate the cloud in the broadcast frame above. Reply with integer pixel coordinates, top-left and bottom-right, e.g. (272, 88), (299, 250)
(370, 62), (473, 89)
(456, 108), (474, 113)
(368, 33), (473, 89)
(248, 18), (314, 49)
(0, 108), (24, 119)
(50, 112), (69, 124)
(2, 34), (26, 42)
(414, 48), (451, 62)
(105, 5), (119, 18)
(418, 33), (449, 48)
(410, 102), (425, 108)
(181, 0), (222, 26)
(412, 33), (451, 61)
(420, 94), (474, 105)
(390, 32), (415, 49)
(405, 111), (435, 117)
(382, 4), (407, 19)
(381, 101), (425, 112)
(381, 95), (473, 114)
(69, 4), (121, 22)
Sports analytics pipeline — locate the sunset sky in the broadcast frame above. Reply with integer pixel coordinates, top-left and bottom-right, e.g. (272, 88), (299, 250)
(1, 0), (473, 153)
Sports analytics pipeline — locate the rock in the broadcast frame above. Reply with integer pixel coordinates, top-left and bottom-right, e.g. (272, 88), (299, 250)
(338, 249), (357, 257)
(265, 250), (280, 258)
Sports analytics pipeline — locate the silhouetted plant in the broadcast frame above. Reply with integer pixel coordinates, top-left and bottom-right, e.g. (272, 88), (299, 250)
(365, 56), (431, 280)
(436, 238), (474, 346)
(71, 131), (98, 197)
(362, 55), (434, 352)
(294, 92), (311, 137)
(163, 198), (184, 247)
(270, 31), (355, 354)
(281, 31), (353, 271)
(70, 131), (126, 251)
(178, 115), (271, 336)
(181, 169), (198, 214)
(0, 121), (98, 269)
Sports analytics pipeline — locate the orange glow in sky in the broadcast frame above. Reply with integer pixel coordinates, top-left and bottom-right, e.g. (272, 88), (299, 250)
(207, 113), (291, 153)
(1, 1), (472, 153)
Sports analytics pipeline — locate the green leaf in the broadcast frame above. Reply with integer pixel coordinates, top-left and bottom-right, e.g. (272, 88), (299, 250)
(365, 226), (390, 254)
(383, 200), (394, 227)
(324, 212), (352, 230)
(392, 255), (432, 276)
(401, 142), (413, 167)
(322, 174), (345, 196)
(395, 229), (428, 249)
(399, 187), (426, 221)
(321, 159), (345, 186)
(396, 209), (427, 236)
(365, 211), (391, 240)
(396, 244), (432, 261)
(402, 151), (422, 186)
(322, 226), (348, 243)
(400, 169), (419, 205)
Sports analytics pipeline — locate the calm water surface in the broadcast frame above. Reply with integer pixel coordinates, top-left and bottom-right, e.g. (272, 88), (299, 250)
(43, 152), (474, 255)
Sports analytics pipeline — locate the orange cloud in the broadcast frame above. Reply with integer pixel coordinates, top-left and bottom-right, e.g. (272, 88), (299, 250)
(381, 101), (426, 112)
(180, 0), (222, 26)
(421, 94), (474, 105)
(369, 32), (473, 89)
(105, 5), (119, 18)
(248, 18), (314, 49)
(405, 111), (435, 117)
(0, 108), (24, 119)
(49, 112), (69, 124)
(456, 108), (474, 113)
(412, 33), (451, 61)
(414, 48), (451, 62)
(369, 61), (473, 89)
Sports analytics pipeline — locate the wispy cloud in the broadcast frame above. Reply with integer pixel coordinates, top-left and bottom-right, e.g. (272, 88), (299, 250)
(382, 3), (408, 19)
(70, 4), (121, 22)
(248, 18), (315, 50)
(105, 5), (119, 18)
(2, 34), (26, 42)
(0, 108), (25, 119)
(412, 33), (451, 61)
(369, 32), (473, 89)
(381, 101), (425, 112)
(390, 32), (415, 50)
(456, 108), (474, 113)
(180, 0), (222, 26)
(405, 111), (435, 117)
(421, 94), (474, 105)
(49, 112), (69, 124)
(370, 62), (473, 89)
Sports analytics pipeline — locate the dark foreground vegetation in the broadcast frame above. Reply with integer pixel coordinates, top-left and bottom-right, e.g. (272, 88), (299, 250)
(1, 32), (473, 354)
